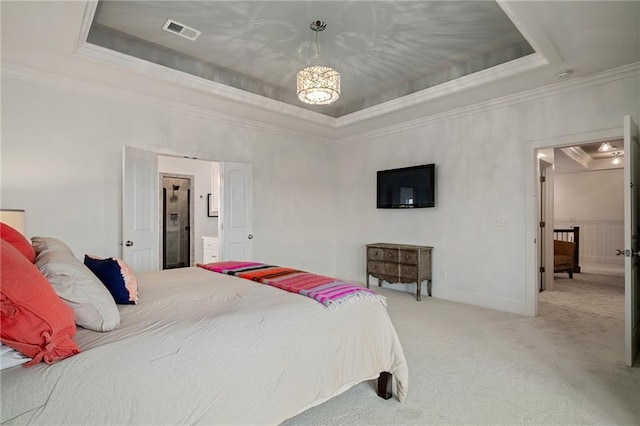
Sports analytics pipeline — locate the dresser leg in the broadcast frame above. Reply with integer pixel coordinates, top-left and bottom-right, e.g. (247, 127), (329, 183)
(427, 280), (432, 297)
(366, 274), (369, 288)
(416, 283), (421, 301)
(378, 277), (382, 287)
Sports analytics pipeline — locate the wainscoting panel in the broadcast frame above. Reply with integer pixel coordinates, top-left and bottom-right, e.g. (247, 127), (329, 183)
(555, 220), (624, 265)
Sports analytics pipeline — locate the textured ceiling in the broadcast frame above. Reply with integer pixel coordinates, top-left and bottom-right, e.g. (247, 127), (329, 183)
(88, 1), (533, 118)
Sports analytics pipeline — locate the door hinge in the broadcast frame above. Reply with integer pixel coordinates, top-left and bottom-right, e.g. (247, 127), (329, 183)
(539, 221), (545, 228)
(539, 266), (545, 273)
(540, 176), (546, 183)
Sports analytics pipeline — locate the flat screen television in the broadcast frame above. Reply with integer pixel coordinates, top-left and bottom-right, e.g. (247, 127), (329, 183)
(377, 164), (435, 209)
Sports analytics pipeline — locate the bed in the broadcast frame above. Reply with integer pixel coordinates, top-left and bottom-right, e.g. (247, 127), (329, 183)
(1, 260), (408, 424)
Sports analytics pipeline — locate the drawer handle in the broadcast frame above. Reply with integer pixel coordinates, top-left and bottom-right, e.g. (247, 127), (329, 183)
(372, 265), (377, 269)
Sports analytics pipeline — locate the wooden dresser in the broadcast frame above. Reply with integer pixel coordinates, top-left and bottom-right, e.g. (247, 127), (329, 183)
(366, 243), (433, 301)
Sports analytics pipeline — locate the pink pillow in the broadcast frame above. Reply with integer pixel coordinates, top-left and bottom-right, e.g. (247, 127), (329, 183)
(0, 240), (80, 366)
(0, 222), (35, 263)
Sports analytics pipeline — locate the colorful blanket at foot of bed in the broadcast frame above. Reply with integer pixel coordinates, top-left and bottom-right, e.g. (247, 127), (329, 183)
(197, 261), (386, 309)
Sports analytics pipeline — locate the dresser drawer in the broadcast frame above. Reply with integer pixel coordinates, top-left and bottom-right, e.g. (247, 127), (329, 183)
(400, 264), (418, 279)
(203, 249), (218, 264)
(368, 247), (399, 262)
(367, 261), (384, 275)
(367, 247), (383, 260)
(368, 261), (398, 275)
(203, 240), (218, 249)
(399, 250), (418, 264)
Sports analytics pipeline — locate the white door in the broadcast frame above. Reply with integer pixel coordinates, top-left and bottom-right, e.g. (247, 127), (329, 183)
(220, 162), (253, 261)
(623, 116), (639, 366)
(123, 146), (159, 272)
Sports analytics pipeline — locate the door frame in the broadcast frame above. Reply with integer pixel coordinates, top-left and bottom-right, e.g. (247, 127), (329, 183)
(127, 145), (253, 266)
(524, 126), (623, 316)
(622, 116), (639, 366)
(159, 173), (195, 269)
(538, 158), (555, 292)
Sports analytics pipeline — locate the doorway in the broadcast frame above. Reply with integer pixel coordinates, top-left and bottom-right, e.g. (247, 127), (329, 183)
(123, 146), (254, 272)
(161, 174), (193, 269)
(529, 130), (628, 364)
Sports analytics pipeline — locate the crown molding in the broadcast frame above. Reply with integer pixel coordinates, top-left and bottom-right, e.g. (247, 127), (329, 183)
(497, 0), (563, 65)
(75, 0), (98, 53)
(75, 42), (337, 129)
(560, 146), (592, 169)
(1, 63), (335, 147)
(335, 62), (640, 146)
(4, 60), (637, 148)
(335, 53), (549, 127)
(3, 57), (638, 148)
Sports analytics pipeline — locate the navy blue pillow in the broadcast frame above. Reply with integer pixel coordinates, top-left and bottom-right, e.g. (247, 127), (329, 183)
(84, 255), (138, 305)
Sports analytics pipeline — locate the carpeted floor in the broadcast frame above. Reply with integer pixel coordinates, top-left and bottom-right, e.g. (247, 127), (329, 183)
(282, 264), (640, 425)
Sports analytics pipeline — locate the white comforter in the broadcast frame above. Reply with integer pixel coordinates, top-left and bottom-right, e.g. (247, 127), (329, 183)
(1, 267), (408, 425)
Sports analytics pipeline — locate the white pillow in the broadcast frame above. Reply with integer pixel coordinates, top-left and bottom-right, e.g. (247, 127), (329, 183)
(0, 343), (31, 370)
(32, 237), (121, 332)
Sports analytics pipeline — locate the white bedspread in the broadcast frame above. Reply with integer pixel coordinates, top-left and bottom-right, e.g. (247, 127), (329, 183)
(1, 267), (408, 425)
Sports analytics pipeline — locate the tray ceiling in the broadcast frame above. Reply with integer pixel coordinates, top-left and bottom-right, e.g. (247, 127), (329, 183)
(88, 1), (534, 118)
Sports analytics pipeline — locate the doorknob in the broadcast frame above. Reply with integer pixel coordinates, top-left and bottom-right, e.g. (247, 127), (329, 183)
(125, 240), (134, 247)
(248, 234), (254, 240)
(616, 249), (639, 257)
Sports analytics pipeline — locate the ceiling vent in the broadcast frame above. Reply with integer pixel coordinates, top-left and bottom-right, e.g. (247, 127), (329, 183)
(162, 19), (201, 41)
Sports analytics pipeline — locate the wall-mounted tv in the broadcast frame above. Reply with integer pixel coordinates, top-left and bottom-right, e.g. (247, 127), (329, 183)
(377, 164), (435, 209)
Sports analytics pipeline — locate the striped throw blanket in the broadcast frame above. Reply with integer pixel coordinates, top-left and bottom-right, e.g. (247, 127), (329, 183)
(197, 261), (386, 309)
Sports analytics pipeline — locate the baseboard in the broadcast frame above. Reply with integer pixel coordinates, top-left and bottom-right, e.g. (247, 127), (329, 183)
(581, 256), (624, 265)
(374, 279), (532, 316)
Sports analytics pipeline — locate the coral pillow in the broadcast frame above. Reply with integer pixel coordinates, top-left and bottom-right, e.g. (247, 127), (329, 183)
(1, 222), (35, 263)
(0, 240), (80, 366)
(84, 255), (138, 304)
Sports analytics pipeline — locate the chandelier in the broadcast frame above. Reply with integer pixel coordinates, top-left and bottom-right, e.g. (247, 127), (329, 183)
(297, 20), (340, 105)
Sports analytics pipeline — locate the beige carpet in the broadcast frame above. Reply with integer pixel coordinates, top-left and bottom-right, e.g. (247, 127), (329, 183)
(283, 265), (640, 425)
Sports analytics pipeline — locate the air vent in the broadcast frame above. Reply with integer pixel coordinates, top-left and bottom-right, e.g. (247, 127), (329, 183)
(162, 19), (201, 41)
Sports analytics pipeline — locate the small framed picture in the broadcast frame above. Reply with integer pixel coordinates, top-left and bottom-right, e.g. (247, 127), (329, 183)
(207, 193), (218, 217)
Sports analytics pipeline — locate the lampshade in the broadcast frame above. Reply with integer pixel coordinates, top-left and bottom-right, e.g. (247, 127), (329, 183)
(0, 209), (26, 236)
(297, 20), (340, 106)
(297, 65), (340, 105)
(598, 142), (614, 152)
(611, 152), (622, 165)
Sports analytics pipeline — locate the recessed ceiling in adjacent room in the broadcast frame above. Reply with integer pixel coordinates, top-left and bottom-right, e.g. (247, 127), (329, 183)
(555, 140), (625, 173)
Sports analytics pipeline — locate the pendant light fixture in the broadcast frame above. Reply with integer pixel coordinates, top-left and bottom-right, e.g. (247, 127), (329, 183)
(598, 141), (614, 152)
(297, 20), (340, 105)
(611, 151), (622, 165)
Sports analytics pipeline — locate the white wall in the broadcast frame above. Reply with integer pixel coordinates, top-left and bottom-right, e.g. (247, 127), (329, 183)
(158, 156), (218, 264)
(0, 77), (337, 276)
(334, 74), (639, 314)
(554, 169), (624, 221)
(1, 69), (638, 317)
(554, 168), (624, 264)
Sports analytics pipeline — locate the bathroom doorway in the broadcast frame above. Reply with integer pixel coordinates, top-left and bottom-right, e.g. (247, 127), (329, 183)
(161, 174), (194, 269)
